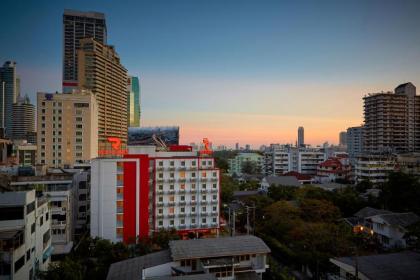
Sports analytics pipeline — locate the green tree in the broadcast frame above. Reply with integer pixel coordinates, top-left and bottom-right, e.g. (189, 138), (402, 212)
(299, 199), (341, 223)
(39, 257), (83, 280)
(241, 161), (258, 174)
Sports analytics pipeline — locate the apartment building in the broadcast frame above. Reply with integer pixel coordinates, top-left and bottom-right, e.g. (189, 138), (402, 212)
(263, 145), (326, 176)
(107, 235), (271, 280)
(13, 141), (36, 166)
(0, 61), (19, 137)
(0, 190), (52, 280)
(354, 154), (396, 184)
(11, 95), (35, 142)
(91, 145), (220, 243)
(316, 155), (351, 183)
(77, 37), (128, 151)
(363, 82), (420, 154)
(228, 152), (263, 175)
(10, 174), (74, 256)
(347, 126), (364, 165)
(72, 169), (91, 239)
(62, 9), (107, 93)
(36, 90), (98, 168)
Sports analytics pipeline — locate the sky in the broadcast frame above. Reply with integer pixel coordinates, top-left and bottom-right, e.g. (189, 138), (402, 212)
(1, 0), (420, 148)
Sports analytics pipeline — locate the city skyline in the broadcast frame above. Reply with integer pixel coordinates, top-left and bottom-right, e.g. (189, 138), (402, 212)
(2, 0), (420, 146)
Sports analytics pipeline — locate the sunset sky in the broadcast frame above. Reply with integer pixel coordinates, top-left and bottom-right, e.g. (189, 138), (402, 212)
(2, 0), (420, 148)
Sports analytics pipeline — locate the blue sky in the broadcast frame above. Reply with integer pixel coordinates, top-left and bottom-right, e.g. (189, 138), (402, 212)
(2, 0), (420, 147)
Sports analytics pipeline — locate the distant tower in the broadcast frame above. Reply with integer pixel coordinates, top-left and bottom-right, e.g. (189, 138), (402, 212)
(11, 95), (35, 142)
(235, 143), (239, 150)
(127, 76), (141, 127)
(298, 126), (304, 147)
(339, 131), (347, 146)
(0, 61), (19, 137)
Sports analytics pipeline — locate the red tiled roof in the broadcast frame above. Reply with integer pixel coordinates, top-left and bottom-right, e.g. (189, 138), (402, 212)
(283, 171), (312, 180)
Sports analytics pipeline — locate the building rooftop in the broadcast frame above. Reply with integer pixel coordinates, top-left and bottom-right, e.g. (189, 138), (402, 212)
(378, 212), (420, 228)
(169, 235), (270, 261)
(282, 171), (312, 181)
(331, 251), (420, 280)
(263, 175), (301, 187)
(107, 250), (171, 280)
(354, 207), (392, 218)
(147, 275), (217, 280)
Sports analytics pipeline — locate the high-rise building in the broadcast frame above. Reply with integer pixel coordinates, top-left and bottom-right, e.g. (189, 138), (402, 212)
(339, 131), (347, 147)
(0, 61), (19, 136)
(62, 10), (107, 93)
(347, 126), (364, 165)
(363, 82), (420, 154)
(228, 152), (263, 175)
(91, 145), (220, 243)
(127, 76), (141, 127)
(77, 38), (128, 152)
(11, 95), (35, 142)
(36, 90), (98, 168)
(298, 126), (304, 147)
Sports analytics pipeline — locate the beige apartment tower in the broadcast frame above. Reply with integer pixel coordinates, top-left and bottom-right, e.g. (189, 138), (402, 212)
(363, 82), (420, 154)
(37, 90), (98, 168)
(77, 38), (128, 152)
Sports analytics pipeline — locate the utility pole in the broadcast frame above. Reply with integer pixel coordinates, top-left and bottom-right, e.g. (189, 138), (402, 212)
(232, 210), (236, 236)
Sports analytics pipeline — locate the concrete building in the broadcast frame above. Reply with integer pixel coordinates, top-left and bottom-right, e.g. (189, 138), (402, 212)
(354, 154), (396, 184)
(107, 235), (271, 280)
(11, 95), (35, 142)
(0, 61), (19, 137)
(339, 131), (347, 147)
(0, 190), (52, 279)
(127, 76), (141, 127)
(62, 9), (107, 93)
(298, 126), (304, 147)
(363, 82), (420, 154)
(10, 174), (75, 256)
(347, 126), (364, 165)
(78, 37), (128, 151)
(263, 145), (326, 176)
(13, 141), (37, 166)
(91, 145), (220, 243)
(36, 90), (98, 168)
(71, 169), (91, 239)
(228, 153), (263, 175)
(396, 153), (420, 175)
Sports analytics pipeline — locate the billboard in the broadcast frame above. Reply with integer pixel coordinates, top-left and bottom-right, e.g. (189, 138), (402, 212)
(128, 126), (179, 146)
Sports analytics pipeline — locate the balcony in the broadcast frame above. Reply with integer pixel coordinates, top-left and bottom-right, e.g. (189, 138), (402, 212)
(178, 213), (186, 217)
(166, 190), (176, 195)
(178, 225), (187, 229)
(116, 207), (123, 214)
(51, 221), (67, 228)
(200, 178), (208, 182)
(178, 189), (186, 194)
(190, 201), (197, 205)
(116, 221), (123, 227)
(178, 178), (187, 183)
(117, 180), (124, 186)
(167, 202), (176, 207)
(156, 189), (164, 195)
(178, 166), (187, 171)
(116, 193), (123, 200)
(166, 214), (175, 219)
(200, 189), (208, 193)
(156, 166), (164, 171)
(178, 201), (187, 206)
(157, 202), (164, 207)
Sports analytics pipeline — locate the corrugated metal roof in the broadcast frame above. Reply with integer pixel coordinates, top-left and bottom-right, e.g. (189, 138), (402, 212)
(169, 235), (270, 260)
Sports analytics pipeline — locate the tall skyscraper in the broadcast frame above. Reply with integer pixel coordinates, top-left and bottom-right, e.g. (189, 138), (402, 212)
(0, 61), (19, 137)
(339, 131), (347, 146)
(363, 82), (420, 154)
(77, 37), (128, 151)
(63, 10), (107, 93)
(298, 126), (304, 147)
(127, 76), (141, 127)
(37, 90), (98, 168)
(11, 95), (35, 142)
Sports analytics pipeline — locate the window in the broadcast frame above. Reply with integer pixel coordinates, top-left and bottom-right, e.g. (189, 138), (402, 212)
(170, 220), (174, 225)
(169, 195), (175, 202)
(76, 117), (83, 122)
(213, 217), (217, 223)
(202, 184), (206, 189)
(202, 171), (207, 177)
(180, 219), (185, 224)
(158, 208), (163, 214)
(202, 218), (206, 223)
(0, 207), (24, 220)
(158, 161), (163, 166)
(26, 249), (31, 261)
(158, 173), (163, 178)
(202, 206), (206, 212)
(158, 185), (163, 190)
(181, 207), (185, 213)
(169, 207), (174, 214)
(158, 196), (163, 202)
(192, 195), (196, 201)
(213, 172), (217, 177)
(208, 160), (212, 166)
(213, 195), (217, 200)
(27, 201), (35, 214)
(170, 173), (174, 178)
(192, 161), (196, 166)
(180, 171), (185, 178)
(14, 256), (25, 273)
(181, 196), (185, 201)
(180, 184), (185, 190)
(192, 207), (196, 213)
(202, 161), (206, 166)
(181, 161), (185, 166)
(213, 184), (217, 189)
(158, 220), (163, 226)
(202, 195), (206, 201)
(40, 216), (43, 226)
(170, 185), (174, 190)
(46, 212), (49, 221)
(213, 206), (217, 212)
(170, 161), (174, 166)
(191, 183), (196, 189)
(192, 218), (196, 224)
(31, 223), (35, 234)
(192, 172), (196, 178)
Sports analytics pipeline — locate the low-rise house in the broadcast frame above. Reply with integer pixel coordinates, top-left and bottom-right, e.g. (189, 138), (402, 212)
(107, 235), (271, 280)
(316, 156), (351, 183)
(260, 175), (301, 192)
(330, 251), (420, 280)
(345, 207), (420, 248)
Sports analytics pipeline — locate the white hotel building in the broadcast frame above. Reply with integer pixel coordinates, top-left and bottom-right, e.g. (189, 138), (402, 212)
(91, 145), (220, 243)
